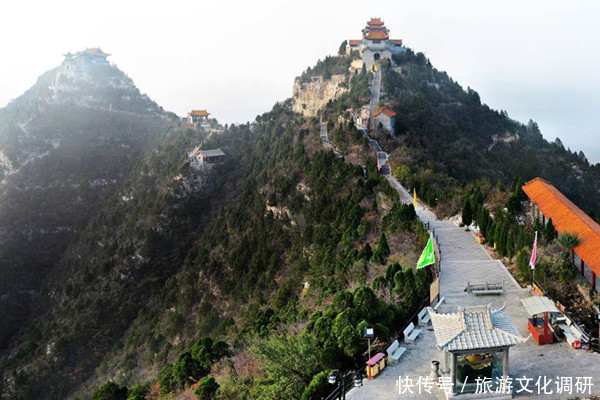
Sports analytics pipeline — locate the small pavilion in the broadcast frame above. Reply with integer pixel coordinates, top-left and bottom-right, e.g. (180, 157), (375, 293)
(188, 110), (211, 126)
(520, 296), (560, 345)
(428, 304), (525, 396)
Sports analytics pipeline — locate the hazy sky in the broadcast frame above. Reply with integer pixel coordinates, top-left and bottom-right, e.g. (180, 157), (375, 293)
(2, 0), (600, 163)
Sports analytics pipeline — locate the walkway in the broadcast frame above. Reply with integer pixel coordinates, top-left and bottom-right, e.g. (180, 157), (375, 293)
(320, 119), (342, 158)
(369, 68), (382, 119)
(347, 175), (600, 399)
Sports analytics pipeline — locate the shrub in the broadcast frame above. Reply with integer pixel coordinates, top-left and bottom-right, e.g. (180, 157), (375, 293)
(301, 371), (329, 400)
(558, 232), (580, 249)
(91, 381), (128, 400)
(194, 376), (219, 400)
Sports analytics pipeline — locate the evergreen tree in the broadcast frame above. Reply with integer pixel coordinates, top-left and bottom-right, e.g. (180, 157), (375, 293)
(517, 249), (532, 280)
(372, 232), (390, 263)
(338, 40), (348, 56)
(486, 222), (496, 247)
(478, 207), (489, 235)
(92, 382), (127, 400)
(462, 199), (473, 227)
(472, 186), (484, 211)
(495, 222), (506, 256)
(359, 243), (372, 260)
(194, 376), (219, 400)
(506, 227), (515, 260)
(516, 227), (526, 252)
(544, 218), (556, 243)
(301, 372), (329, 400)
(385, 263), (402, 284)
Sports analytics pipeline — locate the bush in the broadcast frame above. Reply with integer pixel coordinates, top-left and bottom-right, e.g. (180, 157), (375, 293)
(172, 352), (205, 388)
(301, 371), (329, 400)
(558, 232), (580, 249)
(91, 381), (128, 400)
(194, 376), (219, 400)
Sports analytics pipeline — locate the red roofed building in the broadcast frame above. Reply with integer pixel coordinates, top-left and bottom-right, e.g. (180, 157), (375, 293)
(372, 107), (397, 134)
(523, 178), (600, 292)
(346, 17), (405, 69)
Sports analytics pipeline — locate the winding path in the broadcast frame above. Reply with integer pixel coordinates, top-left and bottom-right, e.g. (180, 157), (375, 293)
(344, 65), (600, 400)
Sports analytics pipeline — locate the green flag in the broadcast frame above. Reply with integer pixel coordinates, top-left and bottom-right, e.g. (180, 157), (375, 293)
(417, 237), (435, 268)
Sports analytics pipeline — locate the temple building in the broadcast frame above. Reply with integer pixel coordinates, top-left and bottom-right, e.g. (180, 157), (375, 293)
(189, 147), (225, 170)
(188, 110), (211, 128)
(428, 305), (525, 396)
(63, 47), (111, 67)
(347, 18), (406, 69)
(523, 177), (600, 293)
(372, 107), (397, 134)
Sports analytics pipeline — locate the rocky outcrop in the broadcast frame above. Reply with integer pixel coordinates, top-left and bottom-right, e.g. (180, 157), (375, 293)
(292, 74), (348, 117)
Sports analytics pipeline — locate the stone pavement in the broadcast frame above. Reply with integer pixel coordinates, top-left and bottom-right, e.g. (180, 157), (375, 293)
(347, 176), (600, 399)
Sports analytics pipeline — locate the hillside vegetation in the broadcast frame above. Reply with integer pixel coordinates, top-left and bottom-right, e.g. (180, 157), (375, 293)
(2, 43), (599, 400)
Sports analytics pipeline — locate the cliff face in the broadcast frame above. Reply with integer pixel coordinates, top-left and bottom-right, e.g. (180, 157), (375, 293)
(292, 74), (348, 117)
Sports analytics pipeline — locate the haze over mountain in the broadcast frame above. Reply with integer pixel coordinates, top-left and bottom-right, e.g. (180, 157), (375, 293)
(1, 20), (599, 397)
(2, 0), (600, 162)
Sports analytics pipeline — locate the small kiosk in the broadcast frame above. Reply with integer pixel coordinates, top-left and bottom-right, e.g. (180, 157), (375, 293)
(521, 296), (560, 345)
(429, 305), (525, 395)
(365, 352), (386, 379)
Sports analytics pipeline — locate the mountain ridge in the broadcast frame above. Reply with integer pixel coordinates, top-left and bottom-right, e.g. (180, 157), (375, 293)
(1, 42), (599, 400)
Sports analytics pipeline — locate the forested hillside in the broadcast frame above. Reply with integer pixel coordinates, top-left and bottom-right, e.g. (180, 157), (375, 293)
(3, 41), (599, 400)
(83, 103), (429, 400)
(0, 59), (174, 358)
(1, 77), (428, 398)
(379, 50), (600, 218)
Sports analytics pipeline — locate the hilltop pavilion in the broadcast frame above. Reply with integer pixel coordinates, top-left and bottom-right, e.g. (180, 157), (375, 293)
(347, 18), (406, 69)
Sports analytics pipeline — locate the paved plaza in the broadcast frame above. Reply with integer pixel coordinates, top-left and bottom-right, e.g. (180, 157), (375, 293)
(347, 177), (600, 399)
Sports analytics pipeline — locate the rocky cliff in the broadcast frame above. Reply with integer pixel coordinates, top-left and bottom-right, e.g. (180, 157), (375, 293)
(291, 74), (348, 117)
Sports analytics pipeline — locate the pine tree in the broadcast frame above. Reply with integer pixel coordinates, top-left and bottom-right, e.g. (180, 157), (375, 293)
(371, 232), (390, 263)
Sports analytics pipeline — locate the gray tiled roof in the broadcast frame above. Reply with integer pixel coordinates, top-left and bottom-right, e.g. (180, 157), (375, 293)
(427, 305), (524, 351)
(200, 148), (225, 157)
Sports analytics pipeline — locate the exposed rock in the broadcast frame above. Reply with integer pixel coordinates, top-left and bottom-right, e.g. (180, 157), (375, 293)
(292, 74), (348, 117)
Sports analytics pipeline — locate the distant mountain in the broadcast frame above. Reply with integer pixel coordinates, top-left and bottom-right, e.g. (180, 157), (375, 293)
(3, 40), (600, 400)
(0, 49), (174, 352)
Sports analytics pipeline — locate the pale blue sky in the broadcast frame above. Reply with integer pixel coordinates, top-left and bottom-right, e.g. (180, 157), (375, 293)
(1, 0), (599, 162)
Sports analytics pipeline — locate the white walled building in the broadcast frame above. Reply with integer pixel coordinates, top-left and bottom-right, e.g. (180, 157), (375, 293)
(347, 18), (406, 69)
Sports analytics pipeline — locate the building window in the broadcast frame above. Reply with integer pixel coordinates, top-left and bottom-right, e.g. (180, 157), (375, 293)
(574, 253), (582, 272)
(584, 264), (593, 284)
